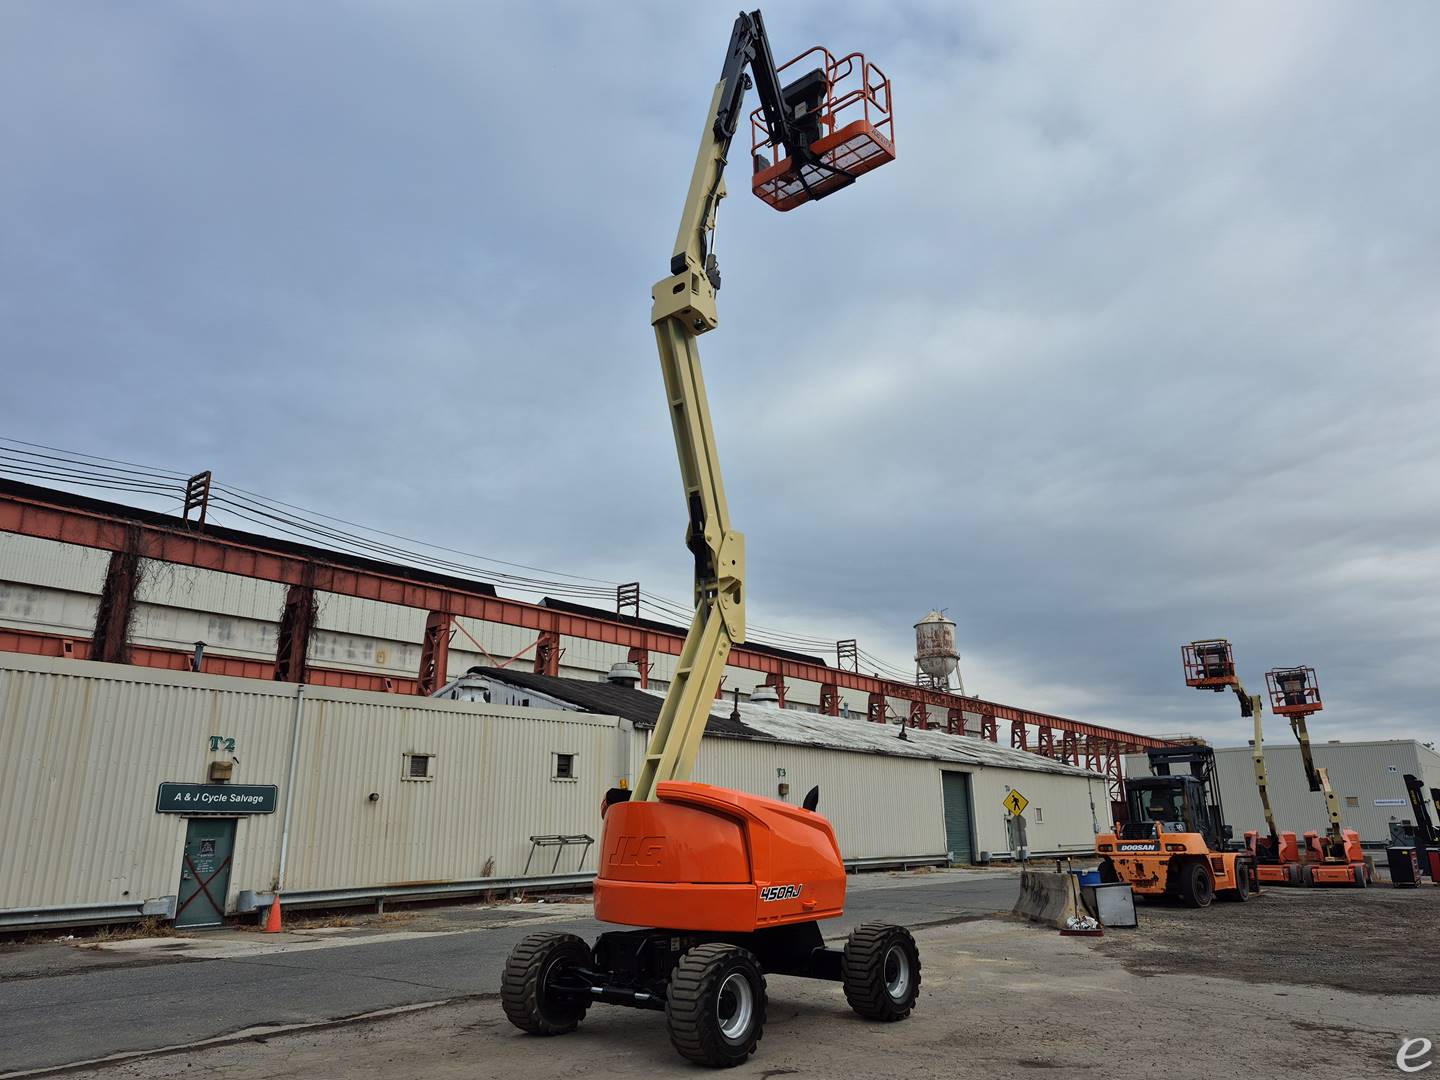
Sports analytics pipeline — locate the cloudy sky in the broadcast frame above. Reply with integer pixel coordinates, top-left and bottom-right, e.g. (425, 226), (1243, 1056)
(2, 2), (1437, 748)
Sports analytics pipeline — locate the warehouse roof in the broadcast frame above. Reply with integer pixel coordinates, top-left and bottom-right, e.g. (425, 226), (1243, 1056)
(465, 667), (763, 739)
(538, 597), (828, 667)
(472, 667), (1099, 778)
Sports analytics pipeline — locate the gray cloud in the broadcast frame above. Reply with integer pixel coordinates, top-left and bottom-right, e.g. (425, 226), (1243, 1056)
(2, 2), (1437, 749)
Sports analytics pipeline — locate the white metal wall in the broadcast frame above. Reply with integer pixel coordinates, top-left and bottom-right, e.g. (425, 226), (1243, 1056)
(963, 767), (1114, 856)
(1, 653), (1112, 919)
(1127, 741), (1440, 843)
(0, 654), (622, 914)
(631, 731), (1113, 860)
(669, 733), (949, 860)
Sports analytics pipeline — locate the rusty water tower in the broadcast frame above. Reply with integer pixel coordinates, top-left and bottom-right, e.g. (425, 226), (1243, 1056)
(914, 610), (963, 693)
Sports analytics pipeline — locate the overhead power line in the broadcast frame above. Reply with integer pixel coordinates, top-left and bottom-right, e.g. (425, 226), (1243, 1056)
(0, 435), (921, 680)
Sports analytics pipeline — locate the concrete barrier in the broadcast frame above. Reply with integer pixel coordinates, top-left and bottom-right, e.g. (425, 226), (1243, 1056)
(1011, 869), (1082, 929)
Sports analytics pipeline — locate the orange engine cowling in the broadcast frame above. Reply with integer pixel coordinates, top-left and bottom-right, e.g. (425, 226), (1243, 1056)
(594, 781), (846, 933)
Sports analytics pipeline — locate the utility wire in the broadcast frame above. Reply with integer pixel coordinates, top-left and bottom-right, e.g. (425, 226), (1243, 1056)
(0, 435), (920, 677)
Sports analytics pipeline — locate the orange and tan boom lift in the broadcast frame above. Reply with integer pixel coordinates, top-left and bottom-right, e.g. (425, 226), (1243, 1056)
(500, 12), (909, 1068)
(1265, 665), (1369, 887)
(1181, 639), (1303, 885)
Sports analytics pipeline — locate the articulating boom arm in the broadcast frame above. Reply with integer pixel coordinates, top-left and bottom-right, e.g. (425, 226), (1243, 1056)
(1288, 712), (1322, 792)
(1241, 687), (1282, 847)
(635, 12), (796, 801)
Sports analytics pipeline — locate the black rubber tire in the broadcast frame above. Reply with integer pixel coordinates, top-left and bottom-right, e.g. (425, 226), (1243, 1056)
(1222, 859), (1251, 902)
(1176, 859), (1215, 908)
(1302, 864), (1316, 887)
(842, 923), (921, 1021)
(1098, 858), (1120, 885)
(500, 932), (592, 1036)
(666, 943), (766, 1068)
(1354, 864), (1368, 888)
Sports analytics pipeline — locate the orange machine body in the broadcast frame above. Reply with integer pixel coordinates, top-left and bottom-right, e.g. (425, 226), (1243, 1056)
(1303, 828), (1370, 886)
(1245, 829), (1304, 886)
(594, 781), (847, 933)
(1096, 823), (1249, 898)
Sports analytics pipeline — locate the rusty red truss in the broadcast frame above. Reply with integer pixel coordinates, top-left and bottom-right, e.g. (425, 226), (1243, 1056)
(0, 479), (1172, 766)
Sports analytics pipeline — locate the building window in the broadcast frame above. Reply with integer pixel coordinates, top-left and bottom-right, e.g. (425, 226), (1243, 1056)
(553, 753), (576, 781)
(1345, 796), (1359, 808)
(403, 753), (435, 781)
(1035, 807), (1043, 823)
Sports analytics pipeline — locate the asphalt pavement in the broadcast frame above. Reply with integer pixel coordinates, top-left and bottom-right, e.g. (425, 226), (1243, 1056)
(0, 870), (1019, 1075)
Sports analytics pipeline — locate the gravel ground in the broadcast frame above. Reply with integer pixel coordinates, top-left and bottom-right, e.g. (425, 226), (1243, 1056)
(44, 916), (1437, 1080)
(1097, 880), (1440, 994)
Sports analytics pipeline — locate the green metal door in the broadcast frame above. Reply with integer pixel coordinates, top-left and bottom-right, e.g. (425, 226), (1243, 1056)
(176, 818), (237, 929)
(941, 771), (975, 865)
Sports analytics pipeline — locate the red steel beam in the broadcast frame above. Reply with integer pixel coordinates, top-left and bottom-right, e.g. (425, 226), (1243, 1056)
(0, 484), (1171, 751)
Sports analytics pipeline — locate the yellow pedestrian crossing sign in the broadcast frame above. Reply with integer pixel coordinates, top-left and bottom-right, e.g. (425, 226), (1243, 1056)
(1003, 788), (1029, 816)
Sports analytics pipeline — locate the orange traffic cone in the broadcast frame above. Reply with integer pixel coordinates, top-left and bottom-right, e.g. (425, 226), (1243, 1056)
(264, 895), (282, 933)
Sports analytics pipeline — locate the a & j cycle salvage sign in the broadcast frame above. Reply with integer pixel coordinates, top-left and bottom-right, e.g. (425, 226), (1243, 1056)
(155, 783), (278, 815)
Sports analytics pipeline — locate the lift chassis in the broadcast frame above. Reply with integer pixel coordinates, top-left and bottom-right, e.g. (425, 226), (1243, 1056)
(502, 11), (906, 1068)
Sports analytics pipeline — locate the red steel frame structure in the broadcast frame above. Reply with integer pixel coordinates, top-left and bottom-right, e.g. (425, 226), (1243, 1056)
(0, 480), (1169, 802)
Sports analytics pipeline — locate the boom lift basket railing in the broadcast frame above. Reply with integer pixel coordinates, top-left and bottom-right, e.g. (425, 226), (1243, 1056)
(1265, 666), (1322, 715)
(1182, 639), (1237, 689)
(750, 47), (895, 211)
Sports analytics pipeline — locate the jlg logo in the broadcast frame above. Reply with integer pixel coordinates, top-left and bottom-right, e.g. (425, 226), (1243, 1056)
(607, 835), (665, 868)
(759, 884), (802, 902)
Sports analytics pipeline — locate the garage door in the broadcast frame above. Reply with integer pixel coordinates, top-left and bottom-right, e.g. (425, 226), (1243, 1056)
(941, 771), (975, 864)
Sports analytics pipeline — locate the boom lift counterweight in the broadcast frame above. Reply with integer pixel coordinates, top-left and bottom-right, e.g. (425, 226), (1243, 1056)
(502, 13), (903, 1068)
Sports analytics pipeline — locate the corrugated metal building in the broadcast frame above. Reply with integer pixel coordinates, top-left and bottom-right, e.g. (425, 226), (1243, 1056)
(0, 527), (1016, 730)
(1, 653), (1110, 928)
(1125, 740), (1440, 844)
(447, 667), (1113, 867)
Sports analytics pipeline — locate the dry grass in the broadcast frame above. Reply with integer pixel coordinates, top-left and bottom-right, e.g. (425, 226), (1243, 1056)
(87, 918), (177, 942)
(286, 914), (354, 930)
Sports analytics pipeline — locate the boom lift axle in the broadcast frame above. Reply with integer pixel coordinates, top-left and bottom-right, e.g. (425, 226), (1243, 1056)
(501, 13), (903, 1068)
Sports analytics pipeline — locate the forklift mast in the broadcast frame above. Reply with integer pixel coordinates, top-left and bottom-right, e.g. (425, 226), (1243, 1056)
(635, 12), (893, 801)
(1404, 773), (1439, 845)
(1143, 745), (1229, 851)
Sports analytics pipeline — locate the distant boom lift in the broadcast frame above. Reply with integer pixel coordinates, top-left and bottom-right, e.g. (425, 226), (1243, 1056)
(501, 12), (906, 1068)
(1264, 664), (1368, 886)
(1181, 640), (1301, 885)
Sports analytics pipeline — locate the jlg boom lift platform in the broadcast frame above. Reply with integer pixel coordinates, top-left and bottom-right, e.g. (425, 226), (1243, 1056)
(1095, 742), (1256, 907)
(501, 12), (908, 1068)
(1265, 664), (1370, 886)
(1181, 640), (1303, 885)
